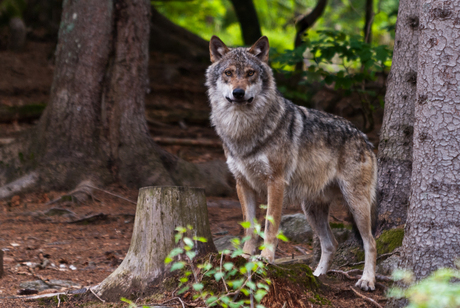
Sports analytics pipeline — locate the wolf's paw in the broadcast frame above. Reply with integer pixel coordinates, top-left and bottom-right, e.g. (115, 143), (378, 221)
(355, 278), (375, 291)
(259, 250), (275, 263)
(241, 253), (252, 259)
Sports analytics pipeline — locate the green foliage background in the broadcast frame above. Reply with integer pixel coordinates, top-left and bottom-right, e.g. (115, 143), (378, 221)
(153, 0), (399, 51)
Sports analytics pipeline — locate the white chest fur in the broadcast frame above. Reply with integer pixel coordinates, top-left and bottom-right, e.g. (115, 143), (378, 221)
(227, 153), (272, 192)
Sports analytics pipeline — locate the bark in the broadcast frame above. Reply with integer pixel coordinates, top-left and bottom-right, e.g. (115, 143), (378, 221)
(229, 0), (262, 46)
(94, 186), (216, 301)
(376, 0), (419, 234)
(8, 17), (26, 51)
(363, 0), (374, 44)
(0, 0), (233, 198)
(399, 0), (460, 280)
(294, 0), (328, 48)
(150, 6), (209, 60)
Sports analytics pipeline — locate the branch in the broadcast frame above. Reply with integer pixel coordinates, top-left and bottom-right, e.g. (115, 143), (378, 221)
(295, 0), (328, 47)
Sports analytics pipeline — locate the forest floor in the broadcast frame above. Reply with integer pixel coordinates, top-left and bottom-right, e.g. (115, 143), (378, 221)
(0, 41), (390, 307)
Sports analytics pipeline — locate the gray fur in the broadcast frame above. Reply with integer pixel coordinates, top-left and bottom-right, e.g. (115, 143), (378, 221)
(206, 36), (377, 291)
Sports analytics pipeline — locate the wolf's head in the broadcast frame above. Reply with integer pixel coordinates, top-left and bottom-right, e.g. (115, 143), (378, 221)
(205, 36), (275, 107)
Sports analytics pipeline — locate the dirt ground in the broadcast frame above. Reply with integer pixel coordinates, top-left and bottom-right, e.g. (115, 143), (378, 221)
(0, 41), (389, 307)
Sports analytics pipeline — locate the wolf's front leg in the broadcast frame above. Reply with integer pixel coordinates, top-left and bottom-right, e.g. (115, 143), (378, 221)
(260, 178), (285, 262)
(236, 181), (258, 255)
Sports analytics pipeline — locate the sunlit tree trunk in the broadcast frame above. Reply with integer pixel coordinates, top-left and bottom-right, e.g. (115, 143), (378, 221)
(377, 0), (419, 234)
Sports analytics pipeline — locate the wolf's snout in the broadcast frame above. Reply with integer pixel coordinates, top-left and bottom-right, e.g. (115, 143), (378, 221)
(233, 88), (245, 99)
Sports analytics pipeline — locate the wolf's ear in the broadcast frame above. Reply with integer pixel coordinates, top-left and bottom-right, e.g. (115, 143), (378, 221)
(209, 36), (229, 63)
(248, 36), (269, 63)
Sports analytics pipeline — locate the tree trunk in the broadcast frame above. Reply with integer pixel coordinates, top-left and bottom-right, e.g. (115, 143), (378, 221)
(0, 0), (233, 198)
(363, 0), (373, 44)
(399, 0), (460, 280)
(94, 186), (217, 301)
(150, 6), (209, 60)
(229, 0), (262, 46)
(8, 17), (27, 52)
(376, 0), (419, 234)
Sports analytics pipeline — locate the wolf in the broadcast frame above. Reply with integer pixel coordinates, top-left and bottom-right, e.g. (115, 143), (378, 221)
(205, 36), (377, 291)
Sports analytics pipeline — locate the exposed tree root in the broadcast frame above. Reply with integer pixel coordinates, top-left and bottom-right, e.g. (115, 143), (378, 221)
(349, 286), (383, 308)
(328, 269), (393, 283)
(0, 172), (38, 199)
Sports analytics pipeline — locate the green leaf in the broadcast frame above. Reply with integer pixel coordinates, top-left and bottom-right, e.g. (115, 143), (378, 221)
(247, 280), (256, 290)
(206, 296), (218, 305)
(177, 285), (189, 295)
(179, 277), (188, 283)
(164, 256), (173, 264)
(240, 221), (251, 229)
(223, 262), (234, 271)
(175, 226), (186, 233)
(277, 232), (289, 242)
(186, 251), (196, 260)
(240, 288), (250, 296)
(168, 247), (183, 258)
(193, 283), (204, 291)
(254, 289), (268, 302)
(245, 262), (255, 272)
(193, 236), (208, 242)
(183, 237), (194, 248)
(170, 261), (185, 271)
(214, 272), (225, 281)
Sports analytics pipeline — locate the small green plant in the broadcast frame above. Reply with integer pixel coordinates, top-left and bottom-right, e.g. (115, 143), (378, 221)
(272, 30), (392, 91)
(165, 218), (288, 308)
(388, 267), (460, 308)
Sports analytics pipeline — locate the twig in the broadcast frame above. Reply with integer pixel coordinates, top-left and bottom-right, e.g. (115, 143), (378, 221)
(349, 286), (383, 308)
(153, 136), (222, 148)
(377, 251), (398, 259)
(348, 252), (398, 267)
(220, 252), (229, 292)
(89, 287), (106, 303)
(160, 297), (186, 308)
(81, 184), (136, 205)
(57, 294), (61, 307)
(328, 269), (393, 282)
(294, 245), (308, 256)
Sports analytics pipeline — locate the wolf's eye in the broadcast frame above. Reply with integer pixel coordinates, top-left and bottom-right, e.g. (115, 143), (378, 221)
(247, 70), (255, 76)
(225, 71), (232, 77)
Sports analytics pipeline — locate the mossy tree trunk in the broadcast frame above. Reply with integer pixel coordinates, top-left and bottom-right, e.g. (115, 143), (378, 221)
(0, 0), (232, 198)
(94, 187), (217, 301)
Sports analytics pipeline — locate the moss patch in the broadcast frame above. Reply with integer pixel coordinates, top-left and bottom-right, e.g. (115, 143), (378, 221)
(376, 228), (404, 255)
(268, 263), (319, 290)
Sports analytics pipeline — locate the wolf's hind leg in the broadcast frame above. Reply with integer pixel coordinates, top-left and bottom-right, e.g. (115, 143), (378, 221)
(236, 181), (258, 255)
(339, 179), (376, 291)
(302, 201), (337, 276)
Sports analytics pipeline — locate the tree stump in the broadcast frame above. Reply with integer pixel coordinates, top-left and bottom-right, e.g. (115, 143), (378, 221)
(94, 186), (216, 301)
